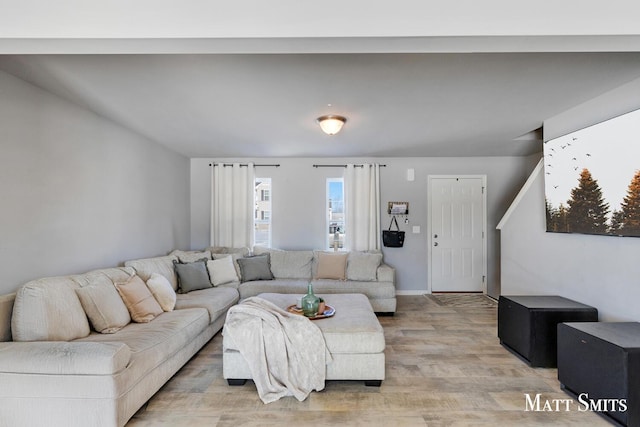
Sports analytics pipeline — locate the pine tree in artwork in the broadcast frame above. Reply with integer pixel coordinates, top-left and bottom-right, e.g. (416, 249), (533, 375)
(556, 203), (569, 233)
(609, 209), (625, 235)
(620, 170), (640, 236)
(546, 200), (570, 233)
(566, 168), (610, 234)
(545, 199), (556, 232)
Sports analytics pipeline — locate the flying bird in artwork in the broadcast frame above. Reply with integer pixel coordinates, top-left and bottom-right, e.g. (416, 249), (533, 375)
(554, 185), (559, 188)
(586, 153), (591, 157)
(574, 167), (579, 170)
(572, 157), (577, 160)
(573, 137), (577, 140)
(547, 164), (553, 167)
(561, 145), (567, 149)
(546, 172), (551, 175)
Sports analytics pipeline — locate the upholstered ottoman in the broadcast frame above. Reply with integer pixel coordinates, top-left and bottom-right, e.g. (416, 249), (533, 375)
(223, 293), (385, 386)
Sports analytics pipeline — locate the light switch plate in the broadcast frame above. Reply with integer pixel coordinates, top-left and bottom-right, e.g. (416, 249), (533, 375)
(412, 225), (420, 234)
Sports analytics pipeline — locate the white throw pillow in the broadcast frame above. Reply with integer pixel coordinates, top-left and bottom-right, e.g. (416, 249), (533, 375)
(146, 273), (177, 311)
(207, 256), (239, 286)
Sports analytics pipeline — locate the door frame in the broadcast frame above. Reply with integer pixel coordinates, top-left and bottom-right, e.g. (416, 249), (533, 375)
(426, 175), (488, 294)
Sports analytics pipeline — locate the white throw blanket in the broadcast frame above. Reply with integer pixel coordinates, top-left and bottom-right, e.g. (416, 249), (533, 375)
(223, 297), (332, 403)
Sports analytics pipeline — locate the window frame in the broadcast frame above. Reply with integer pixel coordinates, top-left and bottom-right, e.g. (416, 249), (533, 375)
(326, 177), (345, 251)
(254, 177), (272, 248)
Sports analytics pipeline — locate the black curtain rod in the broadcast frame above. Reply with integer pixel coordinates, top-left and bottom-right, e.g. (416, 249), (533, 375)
(208, 163), (280, 167)
(312, 164), (387, 168)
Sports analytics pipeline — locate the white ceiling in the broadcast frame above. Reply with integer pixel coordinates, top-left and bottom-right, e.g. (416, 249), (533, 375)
(2, 51), (640, 158)
(3, 52), (640, 158)
(2, 1), (640, 158)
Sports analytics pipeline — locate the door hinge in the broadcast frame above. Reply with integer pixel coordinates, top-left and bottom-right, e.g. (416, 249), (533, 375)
(482, 186), (485, 194)
(482, 275), (486, 283)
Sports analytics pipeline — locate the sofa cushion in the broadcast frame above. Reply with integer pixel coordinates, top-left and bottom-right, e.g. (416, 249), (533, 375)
(115, 275), (163, 323)
(238, 279), (309, 300)
(207, 246), (251, 257)
(11, 276), (90, 342)
(175, 286), (239, 324)
(170, 249), (212, 263)
(72, 267), (136, 288)
(207, 256), (239, 286)
(315, 252), (348, 280)
(125, 255), (179, 291)
(77, 307), (209, 384)
(146, 273), (177, 311)
(346, 251), (383, 282)
(269, 250), (314, 279)
(76, 283), (131, 334)
(237, 254), (274, 282)
(0, 341), (131, 375)
(174, 259), (212, 293)
(311, 279), (396, 299)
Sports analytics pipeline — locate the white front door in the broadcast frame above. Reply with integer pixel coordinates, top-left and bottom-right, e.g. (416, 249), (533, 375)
(429, 176), (486, 292)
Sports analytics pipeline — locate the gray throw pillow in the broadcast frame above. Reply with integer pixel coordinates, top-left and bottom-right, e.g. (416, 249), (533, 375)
(173, 259), (212, 293)
(237, 254), (274, 282)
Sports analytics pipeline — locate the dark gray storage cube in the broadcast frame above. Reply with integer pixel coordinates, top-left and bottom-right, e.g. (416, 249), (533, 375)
(558, 322), (640, 427)
(498, 295), (597, 367)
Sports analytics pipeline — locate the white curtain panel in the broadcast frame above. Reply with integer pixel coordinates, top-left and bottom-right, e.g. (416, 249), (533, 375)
(210, 163), (255, 248)
(344, 163), (381, 251)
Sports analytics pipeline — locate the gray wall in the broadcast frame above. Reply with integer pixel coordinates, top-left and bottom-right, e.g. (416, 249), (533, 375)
(191, 156), (536, 297)
(0, 70), (190, 295)
(500, 77), (640, 321)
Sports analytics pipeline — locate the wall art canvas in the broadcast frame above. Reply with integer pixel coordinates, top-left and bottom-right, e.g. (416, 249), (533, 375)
(544, 108), (640, 237)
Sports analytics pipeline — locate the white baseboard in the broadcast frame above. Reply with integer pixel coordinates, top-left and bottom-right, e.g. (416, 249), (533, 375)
(396, 290), (429, 296)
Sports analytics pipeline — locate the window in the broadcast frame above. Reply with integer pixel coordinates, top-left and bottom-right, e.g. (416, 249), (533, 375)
(254, 178), (271, 247)
(326, 178), (345, 250)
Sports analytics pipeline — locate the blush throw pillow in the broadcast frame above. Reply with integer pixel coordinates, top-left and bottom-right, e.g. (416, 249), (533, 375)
(315, 252), (348, 280)
(115, 275), (163, 323)
(76, 284), (131, 333)
(146, 273), (177, 311)
(206, 256), (239, 286)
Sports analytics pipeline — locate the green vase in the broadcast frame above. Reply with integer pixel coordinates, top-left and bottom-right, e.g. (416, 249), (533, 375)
(301, 283), (320, 317)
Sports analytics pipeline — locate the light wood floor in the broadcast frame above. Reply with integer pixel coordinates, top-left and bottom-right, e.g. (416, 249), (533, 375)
(128, 295), (610, 426)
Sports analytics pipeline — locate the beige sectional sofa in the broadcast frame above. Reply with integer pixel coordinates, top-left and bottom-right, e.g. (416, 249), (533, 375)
(0, 256), (239, 427)
(0, 247), (395, 427)
(239, 247), (396, 314)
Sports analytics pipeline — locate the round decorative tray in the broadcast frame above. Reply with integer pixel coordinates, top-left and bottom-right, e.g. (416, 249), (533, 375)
(287, 304), (335, 320)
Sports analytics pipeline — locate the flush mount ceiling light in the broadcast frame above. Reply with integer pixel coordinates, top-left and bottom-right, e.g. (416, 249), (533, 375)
(316, 115), (347, 135)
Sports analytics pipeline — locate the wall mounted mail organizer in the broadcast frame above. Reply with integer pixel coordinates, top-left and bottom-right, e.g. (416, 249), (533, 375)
(387, 202), (409, 215)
